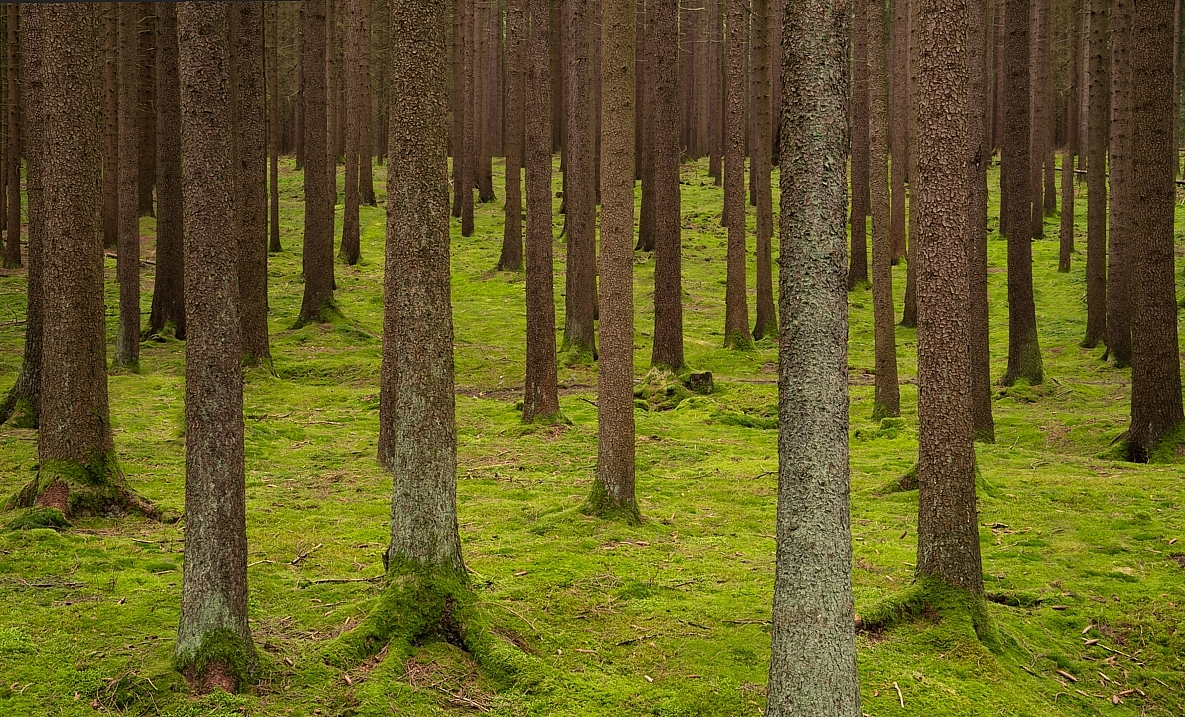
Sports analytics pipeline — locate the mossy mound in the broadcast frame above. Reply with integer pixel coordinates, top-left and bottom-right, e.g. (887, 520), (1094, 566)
(3, 453), (158, 521)
(4, 506), (70, 531)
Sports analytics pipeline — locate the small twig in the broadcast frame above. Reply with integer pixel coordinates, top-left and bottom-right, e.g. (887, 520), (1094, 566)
(616, 633), (661, 646)
(750, 471), (776, 480)
(494, 602), (539, 633)
(248, 559), (275, 568)
(0, 318), (26, 328)
(298, 575), (383, 588)
(723, 618), (770, 625)
(893, 681), (904, 708)
(1097, 643), (1139, 661)
(578, 397), (598, 408)
(11, 577), (84, 589)
(291, 543), (323, 566)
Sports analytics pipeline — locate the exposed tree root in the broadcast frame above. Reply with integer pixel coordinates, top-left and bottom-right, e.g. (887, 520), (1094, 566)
(581, 479), (641, 525)
(174, 627), (259, 695)
(3, 453), (160, 525)
(855, 577), (995, 646)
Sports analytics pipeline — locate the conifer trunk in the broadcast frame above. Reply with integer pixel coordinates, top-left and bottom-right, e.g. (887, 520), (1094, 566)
(1058, 0), (1080, 274)
(969, 0), (994, 442)
(2, 6), (18, 269)
(751, 0), (776, 340)
(137, 4), (156, 217)
(149, 1), (185, 341)
(267, 1), (282, 252)
(102, 6), (118, 250)
(848, 0), (870, 290)
(497, 0), (525, 272)
(1083, 0), (1108, 348)
(114, 2), (141, 368)
(1106, 0), (1132, 367)
(562, 0), (597, 359)
(341, 0), (363, 265)
(723, 0), (749, 349)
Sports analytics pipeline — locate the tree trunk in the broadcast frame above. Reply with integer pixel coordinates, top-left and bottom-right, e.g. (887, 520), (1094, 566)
(450, 0), (463, 218)
(723, 0), (750, 349)
(267, 1), (282, 253)
(137, 4), (156, 217)
(358, 0), (375, 206)
(889, 0), (908, 263)
(848, 0), (870, 290)
(296, 0), (336, 326)
(114, 2), (141, 369)
(650, 0), (684, 372)
(523, 0), (560, 422)
(707, 0), (722, 183)
(2, 6), (18, 269)
(899, 0), (917, 329)
(1126, 2), (1182, 462)
(751, 0), (776, 340)
(913, 0), (984, 598)
(1002, 0), (1043, 385)
(869, 0), (899, 420)
(636, 0), (656, 252)
(1058, 0), (1080, 273)
(326, 0), (339, 162)
(1106, 0), (1132, 367)
(969, 0), (994, 442)
(460, 0), (475, 236)
(149, 2), (185, 341)
(295, 3), (305, 170)
(340, 0), (363, 265)
(476, 5), (495, 202)
(1083, 0), (1108, 348)
(765, 2), (861, 713)
(380, 0), (466, 574)
(588, 0), (638, 521)
(15, 4), (153, 521)
(174, 4), (258, 693)
(1029, 0), (1048, 238)
(497, 0), (525, 271)
(231, 2), (272, 367)
(102, 5), (118, 250)
(562, 0), (597, 359)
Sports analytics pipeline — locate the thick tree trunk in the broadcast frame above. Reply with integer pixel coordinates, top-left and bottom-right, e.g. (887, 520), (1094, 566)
(848, 0), (870, 290)
(267, 2), (282, 253)
(650, 0), (684, 372)
(888, 0), (908, 264)
(114, 2), (141, 369)
(869, 0), (899, 420)
(296, 0), (336, 326)
(751, 0), (776, 340)
(914, 0), (984, 597)
(231, 3), (272, 367)
(1002, 0), (1043, 385)
(2, 6), (18, 269)
(1083, 0), (1108, 348)
(497, 0), (525, 271)
(562, 0), (597, 359)
(723, 0), (750, 349)
(103, 6), (118, 250)
(588, 0), (638, 521)
(149, 2), (185, 341)
(523, 0), (560, 422)
(1106, 0), (1132, 367)
(1126, 3), (1182, 462)
(1058, 0), (1080, 273)
(340, 0), (363, 265)
(137, 4), (156, 217)
(174, 5), (258, 693)
(765, 2), (861, 714)
(969, 0), (994, 442)
(380, 0), (466, 574)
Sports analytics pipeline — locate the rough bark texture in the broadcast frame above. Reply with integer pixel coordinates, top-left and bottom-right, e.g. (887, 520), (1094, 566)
(137, 4), (156, 217)
(340, 0), (363, 265)
(637, 0), (656, 252)
(1002, 0), (1043, 385)
(497, 0), (525, 272)
(2, 6), (19, 269)
(649, 0), (684, 372)
(588, 0), (638, 521)
(562, 0), (597, 359)
(267, 2), (282, 252)
(1083, 0), (1108, 348)
(103, 6), (118, 250)
(764, 3), (861, 716)
(1029, 0), (1049, 238)
(459, 0), (475, 236)
(751, 0), (776, 340)
(848, 0), (870, 290)
(115, 2), (141, 368)
(913, 0), (984, 596)
(722, 0), (750, 349)
(1126, 1), (1182, 462)
(231, 2), (272, 367)
(869, 0), (900, 420)
(1058, 0), (1080, 273)
(380, 0), (466, 572)
(149, 2), (185, 341)
(174, 5), (258, 693)
(969, 0), (994, 442)
(296, 0), (336, 326)
(889, 0), (908, 264)
(358, 0), (374, 206)
(1106, 0), (1132, 367)
(522, 0), (560, 422)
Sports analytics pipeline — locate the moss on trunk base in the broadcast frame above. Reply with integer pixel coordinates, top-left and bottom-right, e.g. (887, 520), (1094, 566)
(173, 627), (259, 694)
(3, 453), (159, 521)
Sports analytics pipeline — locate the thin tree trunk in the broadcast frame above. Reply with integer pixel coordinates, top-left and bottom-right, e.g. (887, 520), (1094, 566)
(1106, 0), (1132, 367)
(1126, 2), (1183, 462)
(708, 0), (722, 183)
(764, 1), (861, 713)
(562, 0), (597, 359)
(497, 0), (525, 271)
(1058, 0), (1080, 273)
(460, 0), (475, 235)
(174, 4), (258, 693)
(137, 4), (156, 217)
(114, 2), (141, 368)
(969, 0), (994, 442)
(268, 1), (282, 253)
(636, 0), (656, 251)
(723, 0), (749, 349)
(477, 5), (495, 202)
(1083, 0), (1107, 348)
(1, 6), (18, 269)
(523, 0), (560, 422)
(869, 0), (899, 420)
(296, 0), (336, 326)
(900, 0), (917, 330)
(149, 1), (184, 340)
(450, 0), (463, 218)
(1029, 0), (1048, 238)
(102, 5), (119, 250)
(650, 0), (684, 372)
(889, 0), (907, 263)
(751, 0), (776, 340)
(358, 0), (375, 206)
(634, 0), (645, 182)
(589, 0), (638, 521)
(848, 0), (870, 290)
(341, 0), (363, 265)
(295, 3), (305, 170)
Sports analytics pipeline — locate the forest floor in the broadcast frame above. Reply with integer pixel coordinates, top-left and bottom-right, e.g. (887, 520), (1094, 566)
(1, 158), (1184, 716)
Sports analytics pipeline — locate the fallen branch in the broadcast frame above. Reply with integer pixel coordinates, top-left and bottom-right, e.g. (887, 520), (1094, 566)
(616, 633), (661, 646)
(291, 543), (323, 566)
(297, 575), (383, 589)
(894, 681), (904, 708)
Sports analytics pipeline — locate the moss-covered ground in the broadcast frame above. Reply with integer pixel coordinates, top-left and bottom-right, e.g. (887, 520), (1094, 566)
(0, 157), (1183, 715)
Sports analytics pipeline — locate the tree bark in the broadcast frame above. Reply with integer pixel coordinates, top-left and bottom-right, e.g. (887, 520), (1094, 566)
(1002, 0), (1043, 385)
(650, 0), (684, 372)
(1106, 0), (1132, 367)
(149, 2), (185, 341)
(588, 0), (638, 521)
(295, 3), (305, 170)
(497, 0), (525, 271)
(708, 0), (723, 183)
(889, 0), (908, 264)
(380, 0), (466, 573)
(765, 2), (861, 714)
(751, 0), (776, 340)
(358, 0), (375, 206)
(2, 6), (18, 269)
(1029, 0), (1049, 238)
(460, 0), (475, 235)
(562, 0), (597, 359)
(1083, 0), (1108, 348)
(103, 5), (118, 250)
(1058, 0), (1080, 273)
(637, 0), (656, 252)
(849, 0), (870, 290)
(231, 2), (272, 367)
(341, 0), (363, 265)
(723, 0), (749, 349)
(115, 2), (141, 369)
(267, 1), (282, 252)
(450, 0), (463, 218)
(137, 4), (156, 217)
(969, 0), (994, 442)
(523, 0), (560, 422)
(1126, 1), (1182, 462)
(174, 4), (258, 693)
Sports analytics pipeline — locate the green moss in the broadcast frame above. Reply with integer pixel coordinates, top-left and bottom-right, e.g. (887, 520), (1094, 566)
(1147, 420), (1185, 464)
(723, 329), (753, 351)
(4, 507), (70, 531)
(172, 627), (259, 693)
(857, 576), (995, 646)
(634, 367), (691, 411)
(290, 298), (345, 329)
(580, 478), (642, 525)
